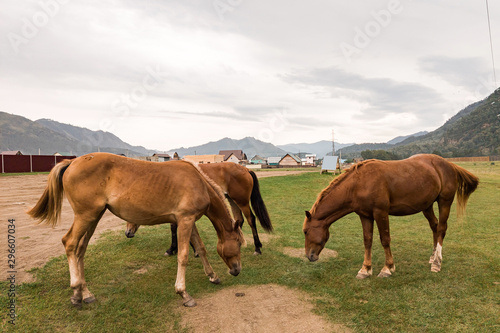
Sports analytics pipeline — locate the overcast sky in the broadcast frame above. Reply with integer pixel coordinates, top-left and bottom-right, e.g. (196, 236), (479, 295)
(1, 0), (499, 150)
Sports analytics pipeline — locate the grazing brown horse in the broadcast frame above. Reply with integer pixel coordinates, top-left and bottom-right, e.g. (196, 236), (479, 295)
(126, 162), (273, 255)
(303, 154), (478, 278)
(28, 153), (244, 307)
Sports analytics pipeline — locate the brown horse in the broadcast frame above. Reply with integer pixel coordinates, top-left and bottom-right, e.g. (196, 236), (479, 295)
(125, 162), (273, 255)
(28, 153), (244, 307)
(303, 154), (478, 278)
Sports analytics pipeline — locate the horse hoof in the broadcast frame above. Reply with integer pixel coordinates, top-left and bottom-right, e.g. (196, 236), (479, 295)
(83, 296), (96, 304)
(253, 251), (262, 256)
(183, 299), (197, 307)
(377, 271), (392, 278)
(193, 253), (200, 258)
(356, 272), (371, 279)
(431, 265), (441, 273)
(164, 251), (175, 256)
(71, 297), (82, 309)
(210, 277), (221, 285)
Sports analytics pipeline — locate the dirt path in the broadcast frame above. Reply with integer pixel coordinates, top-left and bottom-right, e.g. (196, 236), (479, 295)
(180, 284), (351, 333)
(0, 169), (314, 283)
(1, 174), (126, 283)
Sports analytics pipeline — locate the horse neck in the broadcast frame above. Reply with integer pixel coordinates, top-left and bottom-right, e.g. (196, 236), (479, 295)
(205, 184), (235, 240)
(312, 181), (354, 225)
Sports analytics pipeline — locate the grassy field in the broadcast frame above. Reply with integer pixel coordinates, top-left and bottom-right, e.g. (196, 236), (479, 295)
(1, 162), (499, 332)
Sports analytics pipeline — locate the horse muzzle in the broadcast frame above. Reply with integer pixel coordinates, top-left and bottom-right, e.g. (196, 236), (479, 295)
(306, 250), (319, 262)
(125, 230), (135, 238)
(229, 263), (241, 276)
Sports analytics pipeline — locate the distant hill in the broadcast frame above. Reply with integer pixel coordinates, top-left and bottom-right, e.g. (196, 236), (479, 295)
(387, 131), (428, 145)
(338, 143), (395, 158)
(167, 137), (287, 158)
(1, 112), (80, 155)
(337, 89), (499, 159)
(36, 119), (154, 156)
(277, 140), (354, 159)
(392, 89), (499, 157)
(0, 112), (148, 156)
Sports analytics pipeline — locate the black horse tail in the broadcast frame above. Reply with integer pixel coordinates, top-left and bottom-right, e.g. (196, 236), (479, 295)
(248, 170), (273, 232)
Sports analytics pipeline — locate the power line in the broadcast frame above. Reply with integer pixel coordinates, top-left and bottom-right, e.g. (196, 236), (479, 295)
(486, 0), (497, 87)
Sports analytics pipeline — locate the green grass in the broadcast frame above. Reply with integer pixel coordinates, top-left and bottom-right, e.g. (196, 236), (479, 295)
(1, 163), (499, 332)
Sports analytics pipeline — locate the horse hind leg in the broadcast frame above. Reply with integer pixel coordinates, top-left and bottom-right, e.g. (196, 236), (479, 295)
(62, 210), (103, 307)
(229, 197), (263, 255)
(165, 223), (198, 257)
(423, 205), (439, 264)
(430, 198), (452, 273)
(242, 205), (262, 255)
(374, 211), (395, 278)
(165, 224), (179, 256)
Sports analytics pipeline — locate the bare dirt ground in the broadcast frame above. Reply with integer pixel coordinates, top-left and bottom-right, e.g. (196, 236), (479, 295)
(180, 284), (352, 333)
(1, 174), (126, 283)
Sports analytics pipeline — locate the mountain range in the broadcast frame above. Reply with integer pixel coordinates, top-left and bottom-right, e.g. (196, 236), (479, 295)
(0, 113), (152, 156)
(1, 88), (498, 158)
(338, 88), (500, 159)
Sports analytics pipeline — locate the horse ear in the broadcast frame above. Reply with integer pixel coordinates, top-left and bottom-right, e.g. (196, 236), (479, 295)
(305, 210), (312, 220)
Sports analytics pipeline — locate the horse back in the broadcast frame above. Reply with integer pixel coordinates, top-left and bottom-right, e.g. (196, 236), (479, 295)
(62, 153), (211, 224)
(200, 163), (253, 200)
(353, 155), (455, 216)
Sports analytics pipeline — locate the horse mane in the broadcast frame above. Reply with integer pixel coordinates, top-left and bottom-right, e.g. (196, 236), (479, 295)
(310, 159), (376, 214)
(182, 161), (232, 214)
(182, 161), (245, 243)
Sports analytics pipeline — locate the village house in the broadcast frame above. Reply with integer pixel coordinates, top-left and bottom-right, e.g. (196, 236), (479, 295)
(183, 154), (224, 164)
(153, 153), (172, 162)
(250, 155), (266, 165)
(219, 150), (248, 164)
(278, 153), (302, 166)
(304, 154), (317, 166)
(267, 156), (281, 166)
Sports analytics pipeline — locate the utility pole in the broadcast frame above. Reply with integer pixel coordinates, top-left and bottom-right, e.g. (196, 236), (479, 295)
(332, 129), (335, 156)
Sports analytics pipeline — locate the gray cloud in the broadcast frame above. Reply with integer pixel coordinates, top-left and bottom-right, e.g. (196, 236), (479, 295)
(281, 66), (444, 120)
(418, 56), (492, 90)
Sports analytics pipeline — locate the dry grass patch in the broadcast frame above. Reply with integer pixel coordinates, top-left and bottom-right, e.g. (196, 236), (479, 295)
(282, 247), (338, 261)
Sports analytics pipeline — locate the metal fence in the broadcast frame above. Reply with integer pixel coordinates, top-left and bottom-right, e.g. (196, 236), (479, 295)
(1, 155), (75, 173)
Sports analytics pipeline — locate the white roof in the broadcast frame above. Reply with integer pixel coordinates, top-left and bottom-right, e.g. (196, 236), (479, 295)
(267, 156), (281, 163)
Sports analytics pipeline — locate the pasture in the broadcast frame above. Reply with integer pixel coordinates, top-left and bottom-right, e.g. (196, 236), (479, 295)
(1, 162), (499, 332)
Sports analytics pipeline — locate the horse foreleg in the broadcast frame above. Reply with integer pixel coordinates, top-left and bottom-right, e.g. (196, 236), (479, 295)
(174, 217), (197, 307)
(423, 206), (439, 264)
(374, 211), (395, 278)
(357, 215), (374, 279)
(190, 225), (220, 284)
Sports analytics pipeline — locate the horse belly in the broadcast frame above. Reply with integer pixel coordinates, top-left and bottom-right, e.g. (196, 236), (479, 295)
(388, 191), (437, 216)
